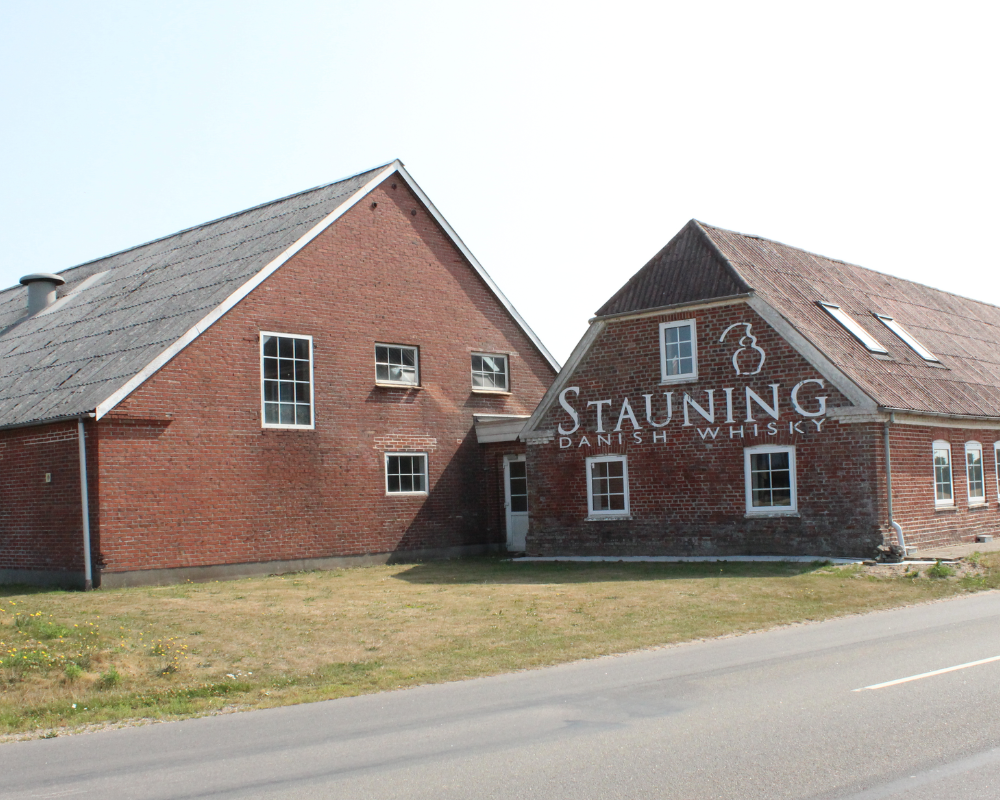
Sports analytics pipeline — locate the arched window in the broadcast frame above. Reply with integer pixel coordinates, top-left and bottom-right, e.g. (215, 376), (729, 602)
(932, 440), (953, 507)
(966, 442), (985, 505)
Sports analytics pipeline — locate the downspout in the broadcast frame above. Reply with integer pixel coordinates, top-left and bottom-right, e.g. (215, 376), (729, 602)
(78, 416), (93, 591)
(883, 413), (906, 553)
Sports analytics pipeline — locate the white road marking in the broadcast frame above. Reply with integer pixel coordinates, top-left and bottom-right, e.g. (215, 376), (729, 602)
(853, 654), (1000, 691)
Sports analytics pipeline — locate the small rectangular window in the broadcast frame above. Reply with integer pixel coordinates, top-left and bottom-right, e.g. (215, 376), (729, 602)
(874, 315), (939, 362)
(966, 442), (985, 505)
(471, 353), (509, 391)
(659, 319), (698, 384)
(385, 453), (427, 494)
(995, 441), (1000, 501)
(818, 302), (888, 354)
(744, 445), (797, 514)
(261, 332), (313, 428)
(933, 440), (953, 506)
(375, 344), (419, 386)
(586, 455), (629, 517)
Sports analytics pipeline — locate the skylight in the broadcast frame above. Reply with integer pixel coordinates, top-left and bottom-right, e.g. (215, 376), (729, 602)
(817, 302), (887, 354)
(874, 314), (939, 362)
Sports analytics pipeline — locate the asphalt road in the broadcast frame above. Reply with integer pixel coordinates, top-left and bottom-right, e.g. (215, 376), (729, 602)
(3, 592), (1000, 799)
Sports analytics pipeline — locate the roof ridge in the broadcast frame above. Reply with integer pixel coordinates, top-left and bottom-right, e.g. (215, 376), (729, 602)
(8, 160), (399, 289)
(690, 219), (753, 294)
(698, 221), (1000, 314)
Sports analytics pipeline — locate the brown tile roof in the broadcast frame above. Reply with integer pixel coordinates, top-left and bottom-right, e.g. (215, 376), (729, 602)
(598, 220), (1000, 419)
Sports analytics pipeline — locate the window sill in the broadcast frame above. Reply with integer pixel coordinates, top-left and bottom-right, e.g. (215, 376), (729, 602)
(262, 424), (315, 431)
(744, 511), (800, 519)
(659, 376), (697, 386)
(934, 504), (957, 512)
(375, 382), (421, 390)
(586, 515), (632, 522)
(386, 491), (428, 497)
(471, 389), (511, 396)
(968, 502), (988, 510)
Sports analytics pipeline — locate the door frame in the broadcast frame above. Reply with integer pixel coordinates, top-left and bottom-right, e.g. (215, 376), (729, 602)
(503, 454), (528, 550)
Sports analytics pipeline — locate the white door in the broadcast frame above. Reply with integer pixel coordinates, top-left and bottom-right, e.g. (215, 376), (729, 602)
(504, 455), (529, 551)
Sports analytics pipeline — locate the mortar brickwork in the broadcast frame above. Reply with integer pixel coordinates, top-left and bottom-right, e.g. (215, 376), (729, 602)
(527, 304), (886, 557)
(1, 176), (555, 586)
(0, 420), (98, 584)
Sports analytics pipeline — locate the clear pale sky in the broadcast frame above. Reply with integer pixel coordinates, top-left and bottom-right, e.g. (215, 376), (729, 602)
(2, 2), (997, 364)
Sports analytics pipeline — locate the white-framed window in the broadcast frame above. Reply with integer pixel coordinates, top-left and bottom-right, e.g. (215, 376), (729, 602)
(659, 319), (698, 384)
(995, 442), (1000, 501)
(471, 353), (509, 391)
(933, 440), (953, 507)
(966, 441), (985, 505)
(375, 344), (419, 386)
(744, 445), (797, 514)
(261, 332), (314, 428)
(818, 302), (888, 353)
(385, 452), (427, 494)
(873, 314), (939, 362)
(586, 455), (629, 517)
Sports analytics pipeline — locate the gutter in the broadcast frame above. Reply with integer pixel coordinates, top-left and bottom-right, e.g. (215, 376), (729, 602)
(878, 406), (1000, 424)
(77, 414), (95, 590)
(883, 412), (907, 555)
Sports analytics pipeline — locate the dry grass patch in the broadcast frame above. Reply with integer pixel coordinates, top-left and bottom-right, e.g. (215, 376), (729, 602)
(2, 554), (997, 738)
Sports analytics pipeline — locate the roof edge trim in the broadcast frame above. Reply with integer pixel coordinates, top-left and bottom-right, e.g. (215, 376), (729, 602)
(94, 162), (402, 420)
(879, 407), (1000, 426)
(392, 164), (560, 372)
(591, 293), (752, 324)
(0, 411), (95, 433)
(520, 319), (607, 438)
(747, 296), (878, 413)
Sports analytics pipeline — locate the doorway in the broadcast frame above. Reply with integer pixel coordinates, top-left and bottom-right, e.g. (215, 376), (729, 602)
(503, 454), (528, 552)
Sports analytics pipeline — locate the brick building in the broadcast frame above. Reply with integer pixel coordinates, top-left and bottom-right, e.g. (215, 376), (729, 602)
(0, 161), (558, 588)
(520, 221), (1000, 558)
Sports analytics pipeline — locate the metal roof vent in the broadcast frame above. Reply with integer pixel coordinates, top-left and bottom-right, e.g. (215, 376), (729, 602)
(20, 273), (66, 315)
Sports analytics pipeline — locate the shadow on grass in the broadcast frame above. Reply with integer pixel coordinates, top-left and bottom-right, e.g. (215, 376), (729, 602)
(0, 584), (71, 599)
(391, 557), (838, 585)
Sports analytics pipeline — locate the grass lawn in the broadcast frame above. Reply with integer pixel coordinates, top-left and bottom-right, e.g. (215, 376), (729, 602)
(1, 554), (997, 739)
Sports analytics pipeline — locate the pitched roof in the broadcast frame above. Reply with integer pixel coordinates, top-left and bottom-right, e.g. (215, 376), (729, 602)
(596, 222), (750, 317)
(0, 161), (558, 429)
(596, 220), (1000, 420)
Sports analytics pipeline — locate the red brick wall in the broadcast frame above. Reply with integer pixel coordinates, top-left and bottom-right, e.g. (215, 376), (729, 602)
(526, 304), (887, 558)
(887, 424), (1000, 549)
(0, 420), (98, 583)
(93, 176), (555, 577)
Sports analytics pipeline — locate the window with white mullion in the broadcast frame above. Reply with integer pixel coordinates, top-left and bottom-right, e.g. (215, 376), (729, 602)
(261, 332), (313, 428)
(659, 319), (698, 384)
(966, 442), (985, 505)
(471, 353), (508, 391)
(586, 455), (629, 516)
(744, 445), (797, 515)
(376, 344), (419, 385)
(933, 440), (953, 506)
(385, 452), (427, 494)
(995, 442), (1000, 501)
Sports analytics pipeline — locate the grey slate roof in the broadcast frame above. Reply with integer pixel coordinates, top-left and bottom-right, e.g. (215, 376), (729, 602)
(597, 220), (1000, 419)
(0, 164), (389, 428)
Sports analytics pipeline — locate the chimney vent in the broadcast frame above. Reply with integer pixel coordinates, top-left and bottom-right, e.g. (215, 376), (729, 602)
(20, 273), (66, 315)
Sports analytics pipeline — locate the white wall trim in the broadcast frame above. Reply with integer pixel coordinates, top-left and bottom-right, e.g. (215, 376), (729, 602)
(590, 293), (751, 324)
(95, 163), (400, 420)
(95, 161), (558, 420)
(392, 164), (560, 372)
(748, 296), (877, 413)
(519, 320), (607, 440)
